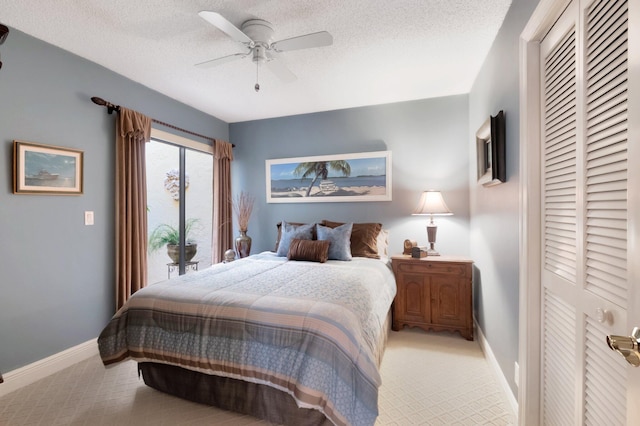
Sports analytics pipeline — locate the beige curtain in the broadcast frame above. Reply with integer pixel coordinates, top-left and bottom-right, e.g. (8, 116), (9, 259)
(212, 140), (234, 263)
(115, 107), (151, 310)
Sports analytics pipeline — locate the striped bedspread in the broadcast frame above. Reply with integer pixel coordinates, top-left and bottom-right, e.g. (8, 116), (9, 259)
(97, 252), (396, 426)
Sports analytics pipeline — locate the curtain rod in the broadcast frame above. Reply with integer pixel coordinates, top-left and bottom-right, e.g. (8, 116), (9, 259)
(90, 96), (234, 147)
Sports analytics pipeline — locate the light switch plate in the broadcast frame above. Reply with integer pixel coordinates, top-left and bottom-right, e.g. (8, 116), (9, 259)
(84, 211), (94, 226)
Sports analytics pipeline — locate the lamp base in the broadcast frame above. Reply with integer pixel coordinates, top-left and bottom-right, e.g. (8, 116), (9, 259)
(426, 246), (440, 256)
(426, 223), (440, 256)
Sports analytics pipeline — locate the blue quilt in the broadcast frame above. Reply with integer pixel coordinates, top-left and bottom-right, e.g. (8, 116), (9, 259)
(98, 252), (396, 426)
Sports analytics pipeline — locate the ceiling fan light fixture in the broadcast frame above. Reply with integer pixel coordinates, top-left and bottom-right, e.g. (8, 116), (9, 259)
(252, 45), (268, 63)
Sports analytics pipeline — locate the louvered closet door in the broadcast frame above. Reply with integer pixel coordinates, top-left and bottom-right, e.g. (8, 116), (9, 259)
(539, 0), (637, 424)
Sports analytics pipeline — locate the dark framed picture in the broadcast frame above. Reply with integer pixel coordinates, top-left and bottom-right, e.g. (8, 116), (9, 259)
(13, 140), (84, 195)
(476, 110), (506, 186)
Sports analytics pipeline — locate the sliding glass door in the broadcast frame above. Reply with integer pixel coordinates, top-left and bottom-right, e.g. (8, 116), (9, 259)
(146, 138), (212, 285)
(185, 148), (213, 269)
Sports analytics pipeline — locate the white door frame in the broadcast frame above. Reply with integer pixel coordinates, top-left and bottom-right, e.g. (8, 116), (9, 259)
(628, 0), (640, 416)
(518, 0), (572, 424)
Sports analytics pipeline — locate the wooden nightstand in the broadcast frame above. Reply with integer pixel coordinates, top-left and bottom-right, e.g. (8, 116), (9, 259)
(391, 255), (474, 340)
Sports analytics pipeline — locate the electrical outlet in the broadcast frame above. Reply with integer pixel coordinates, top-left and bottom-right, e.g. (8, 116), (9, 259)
(514, 362), (520, 387)
(84, 211), (94, 226)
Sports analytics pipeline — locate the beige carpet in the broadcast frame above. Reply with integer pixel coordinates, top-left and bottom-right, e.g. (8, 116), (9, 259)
(0, 329), (515, 425)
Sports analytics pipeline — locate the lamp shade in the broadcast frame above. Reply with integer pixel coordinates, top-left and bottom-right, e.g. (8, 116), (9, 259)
(412, 191), (453, 216)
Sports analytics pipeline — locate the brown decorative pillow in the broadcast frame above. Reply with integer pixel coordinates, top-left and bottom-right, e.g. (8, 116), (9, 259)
(287, 239), (330, 263)
(322, 220), (382, 259)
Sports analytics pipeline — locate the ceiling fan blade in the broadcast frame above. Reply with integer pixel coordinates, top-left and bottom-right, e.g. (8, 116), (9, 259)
(265, 57), (297, 83)
(195, 52), (248, 69)
(271, 31), (333, 52)
(198, 11), (253, 45)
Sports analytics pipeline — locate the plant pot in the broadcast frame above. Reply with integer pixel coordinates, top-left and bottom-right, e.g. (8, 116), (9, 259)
(166, 243), (197, 263)
(235, 230), (252, 258)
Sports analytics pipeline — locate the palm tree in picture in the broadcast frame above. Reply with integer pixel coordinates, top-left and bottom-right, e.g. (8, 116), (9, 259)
(293, 161), (351, 197)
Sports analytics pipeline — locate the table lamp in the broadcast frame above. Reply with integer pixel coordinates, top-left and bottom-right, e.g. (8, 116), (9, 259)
(412, 190), (453, 256)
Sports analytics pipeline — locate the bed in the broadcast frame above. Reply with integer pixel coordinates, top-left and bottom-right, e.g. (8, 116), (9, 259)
(98, 222), (396, 426)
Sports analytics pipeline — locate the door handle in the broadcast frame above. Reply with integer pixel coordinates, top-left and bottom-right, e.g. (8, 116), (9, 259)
(607, 327), (640, 366)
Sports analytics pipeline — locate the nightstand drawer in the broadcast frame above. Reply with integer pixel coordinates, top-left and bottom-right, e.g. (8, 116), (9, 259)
(395, 261), (470, 277)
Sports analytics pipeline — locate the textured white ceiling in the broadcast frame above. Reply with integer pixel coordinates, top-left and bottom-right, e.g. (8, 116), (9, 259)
(0, 0), (512, 123)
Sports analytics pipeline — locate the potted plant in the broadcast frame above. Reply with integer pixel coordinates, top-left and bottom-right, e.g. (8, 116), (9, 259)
(148, 218), (199, 263)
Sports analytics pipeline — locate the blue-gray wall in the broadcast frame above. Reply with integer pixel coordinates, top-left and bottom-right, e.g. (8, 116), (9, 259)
(230, 96), (471, 259)
(0, 29), (228, 374)
(2, 0), (542, 404)
(468, 0), (540, 397)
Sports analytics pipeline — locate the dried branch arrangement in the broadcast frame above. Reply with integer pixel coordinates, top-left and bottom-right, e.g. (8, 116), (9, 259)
(232, 191), (255, 231)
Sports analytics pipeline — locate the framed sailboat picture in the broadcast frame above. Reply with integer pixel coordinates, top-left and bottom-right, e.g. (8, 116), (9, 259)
(13, 140), (83, 195)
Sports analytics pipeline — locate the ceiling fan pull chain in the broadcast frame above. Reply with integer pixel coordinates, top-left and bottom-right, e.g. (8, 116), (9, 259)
(255, 60), (260, 92)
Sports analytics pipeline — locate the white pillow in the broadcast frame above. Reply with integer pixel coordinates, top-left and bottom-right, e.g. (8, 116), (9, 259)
(377, 229), (389, 258)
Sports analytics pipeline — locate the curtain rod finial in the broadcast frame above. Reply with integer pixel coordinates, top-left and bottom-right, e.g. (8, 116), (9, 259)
(91, 96), (119, 114)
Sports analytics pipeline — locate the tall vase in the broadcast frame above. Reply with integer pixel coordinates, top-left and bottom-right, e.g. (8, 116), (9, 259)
(235, 230), (252, 258)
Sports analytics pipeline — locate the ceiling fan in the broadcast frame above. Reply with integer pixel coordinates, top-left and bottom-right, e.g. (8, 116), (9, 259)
(196, 11), (333, 91)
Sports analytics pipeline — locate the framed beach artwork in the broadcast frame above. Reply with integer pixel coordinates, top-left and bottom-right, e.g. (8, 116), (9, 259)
(266, 151), (392, 203)
(13, 140), (83, 195)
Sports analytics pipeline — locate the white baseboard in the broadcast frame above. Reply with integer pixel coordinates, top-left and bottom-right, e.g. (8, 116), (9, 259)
(475, 319), (519, 418)
(0, 339), (99, 398)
